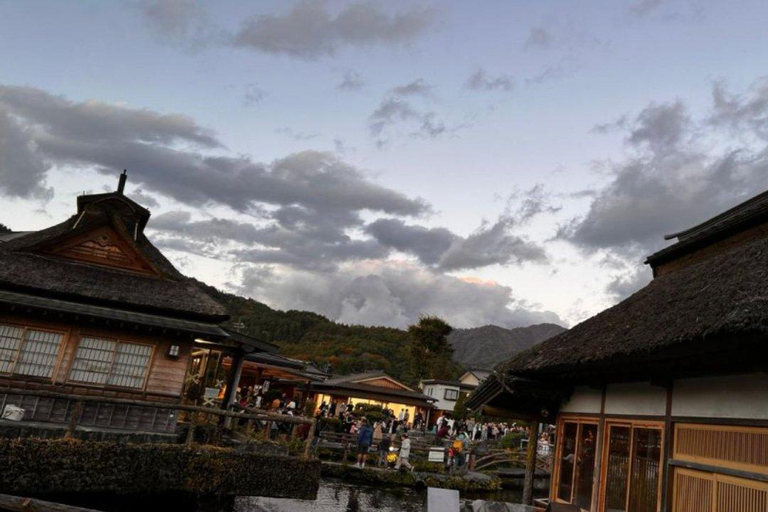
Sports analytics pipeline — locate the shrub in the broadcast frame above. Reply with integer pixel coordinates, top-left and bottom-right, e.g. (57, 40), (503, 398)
(499, 431), (526, 450)
(319, 417), (342, 432)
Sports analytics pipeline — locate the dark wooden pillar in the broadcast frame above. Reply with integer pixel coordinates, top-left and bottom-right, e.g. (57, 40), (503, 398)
(221, 350), (246, 412)
(523, 420), (538, 505)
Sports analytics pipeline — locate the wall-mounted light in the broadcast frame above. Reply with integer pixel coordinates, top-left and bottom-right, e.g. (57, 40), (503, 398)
(168, 345), (180, 358)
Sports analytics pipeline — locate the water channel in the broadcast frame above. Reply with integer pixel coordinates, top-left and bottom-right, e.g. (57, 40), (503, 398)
(237, 478), (531, 512)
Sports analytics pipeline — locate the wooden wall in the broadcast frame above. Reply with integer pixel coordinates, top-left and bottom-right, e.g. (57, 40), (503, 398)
(0, 312), (192, 403)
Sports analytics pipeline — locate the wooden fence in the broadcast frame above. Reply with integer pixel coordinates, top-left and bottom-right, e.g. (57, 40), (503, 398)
(0, 388), (316, 458)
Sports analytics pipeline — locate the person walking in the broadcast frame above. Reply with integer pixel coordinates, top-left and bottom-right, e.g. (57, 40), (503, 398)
(355, 418), (373, 468)
(395, 433), (414, 472)
(377, 432), (391, 468)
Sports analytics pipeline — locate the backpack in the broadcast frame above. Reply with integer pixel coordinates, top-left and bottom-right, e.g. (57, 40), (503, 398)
(451, 439), (464, 453)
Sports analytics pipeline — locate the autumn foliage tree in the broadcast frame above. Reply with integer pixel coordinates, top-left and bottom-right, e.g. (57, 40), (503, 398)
(407, 316), (459, 382)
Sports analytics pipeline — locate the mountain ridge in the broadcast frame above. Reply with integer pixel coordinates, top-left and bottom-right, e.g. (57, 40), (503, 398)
(448, 323), (566, 370)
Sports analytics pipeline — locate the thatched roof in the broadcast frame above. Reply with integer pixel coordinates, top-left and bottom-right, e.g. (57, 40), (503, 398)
(0, 193), (227, 321)
(647, 188), (768, 268)
(500, 228), (768, 381)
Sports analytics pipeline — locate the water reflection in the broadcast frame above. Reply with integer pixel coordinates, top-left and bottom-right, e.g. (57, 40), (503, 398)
(237, 480), (425, 512)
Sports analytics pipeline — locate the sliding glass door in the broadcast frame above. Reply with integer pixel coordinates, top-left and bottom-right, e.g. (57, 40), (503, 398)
(601, 422), (663, 512)
(556, 419), (599, 509)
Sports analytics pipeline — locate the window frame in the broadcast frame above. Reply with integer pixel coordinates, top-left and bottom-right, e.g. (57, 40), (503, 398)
(553, 415), (601, 507)
(598, 418), (665, 512)
(67, 335), (155, 391)
(0, 322), (67, 381)
(444, 388), (459, 401)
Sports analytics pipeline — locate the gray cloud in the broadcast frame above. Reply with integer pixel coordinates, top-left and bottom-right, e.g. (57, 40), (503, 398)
(138, 0), (216, 49)
(232, 1), (438, 60)
(243, 83), (266, 106)
(275, 127), (320, 141)
(368, 79), (454, 146)
(235, 261), (563, 329)
(437, 216), (547, 271)
(466, 69), (514, 92)
(366, 186), (556, 270)
(710, 78), (768, 141)
(523, 27), (555, 50)
(337, 70), (365, 91)
(562, 80), (768, 257)
(0, 109), (52, 200)
(0, 85), (429, 220)
(365, 219), (457, 265)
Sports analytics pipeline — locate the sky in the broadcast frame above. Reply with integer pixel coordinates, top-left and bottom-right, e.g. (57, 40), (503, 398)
(1, 0), (767, 330)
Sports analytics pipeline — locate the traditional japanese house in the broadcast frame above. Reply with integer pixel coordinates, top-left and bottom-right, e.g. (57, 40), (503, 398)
(309, 371), (436, 420)
(0, 173), (231, 433)
(468, 189), (768, 512)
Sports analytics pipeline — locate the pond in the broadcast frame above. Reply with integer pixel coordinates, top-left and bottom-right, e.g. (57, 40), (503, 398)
(237, 479), (531, 512)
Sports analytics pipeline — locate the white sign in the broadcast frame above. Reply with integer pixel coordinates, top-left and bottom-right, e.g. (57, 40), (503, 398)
(428, 446), (445, 463)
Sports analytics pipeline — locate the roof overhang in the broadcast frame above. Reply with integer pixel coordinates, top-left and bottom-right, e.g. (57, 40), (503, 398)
(0, 289), (228, 339)
(466, 373), (569, 422)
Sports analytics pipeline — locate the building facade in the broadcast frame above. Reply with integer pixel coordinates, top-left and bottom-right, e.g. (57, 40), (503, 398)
(0, 175), (230, 432)
(469, 189), (768, 512)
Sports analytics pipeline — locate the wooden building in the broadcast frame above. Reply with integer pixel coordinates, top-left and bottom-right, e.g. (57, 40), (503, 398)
(0, 173), (230, 433)
(309, 371), (435, 420)
(468, 189), (768, 512)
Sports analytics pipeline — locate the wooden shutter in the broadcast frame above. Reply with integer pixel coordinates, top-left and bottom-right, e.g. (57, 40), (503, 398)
(673, 468), (767, 512)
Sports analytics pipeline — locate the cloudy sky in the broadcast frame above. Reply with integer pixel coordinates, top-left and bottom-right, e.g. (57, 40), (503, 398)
(1, 0), (767, 329)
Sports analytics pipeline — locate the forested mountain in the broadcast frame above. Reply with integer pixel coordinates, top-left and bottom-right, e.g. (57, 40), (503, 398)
(199, 283), (565, 384)
(448, 323), (567, 370)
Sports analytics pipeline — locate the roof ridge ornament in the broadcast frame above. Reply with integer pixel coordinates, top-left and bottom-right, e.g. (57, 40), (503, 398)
(117, 169), (128, 195)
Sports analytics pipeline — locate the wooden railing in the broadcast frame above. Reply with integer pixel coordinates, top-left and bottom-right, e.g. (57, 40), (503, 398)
(472, 448), (550, 473)
(0, 388), (316, 458)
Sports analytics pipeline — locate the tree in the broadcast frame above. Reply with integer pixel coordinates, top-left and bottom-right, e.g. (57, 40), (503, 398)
(0, 223), (10, 234)
(407, 316), (458, 382)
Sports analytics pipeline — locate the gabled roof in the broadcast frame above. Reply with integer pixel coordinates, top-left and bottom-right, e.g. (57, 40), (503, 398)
(461, 369), (491, 382)
(323, 371), (414, 391)
(0, 191), (227, 322)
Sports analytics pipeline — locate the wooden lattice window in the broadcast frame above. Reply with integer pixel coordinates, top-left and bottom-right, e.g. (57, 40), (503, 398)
(69, 337), (153, 389)
(674, 424), (768, 474)
(673, 468), (768, 512)
(0, 323), (63, 379)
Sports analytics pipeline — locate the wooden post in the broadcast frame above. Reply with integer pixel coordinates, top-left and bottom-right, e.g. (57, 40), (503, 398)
(65, 400), (83, 439)
(221, 350), (246, 428)
(522, 421), (538, 505)
(186, 412), (197, 445)
(303, 417), (317, 459)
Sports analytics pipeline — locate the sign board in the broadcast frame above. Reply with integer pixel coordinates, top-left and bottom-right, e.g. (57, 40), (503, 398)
(428, 446), (445, 463)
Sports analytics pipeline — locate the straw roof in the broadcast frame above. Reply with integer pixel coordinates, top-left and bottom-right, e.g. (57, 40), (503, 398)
(0, 193), (227, 321)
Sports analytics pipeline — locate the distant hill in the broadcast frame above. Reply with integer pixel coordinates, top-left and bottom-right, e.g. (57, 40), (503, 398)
(197, 281), (565, 383)
(448, 323), (566, 370)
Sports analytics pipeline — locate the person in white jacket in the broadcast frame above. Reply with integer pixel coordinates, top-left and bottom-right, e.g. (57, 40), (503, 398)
(395, 433), (414, 471)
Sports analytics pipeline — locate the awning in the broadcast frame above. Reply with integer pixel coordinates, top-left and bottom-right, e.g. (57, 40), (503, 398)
(0, 289), (228, 338)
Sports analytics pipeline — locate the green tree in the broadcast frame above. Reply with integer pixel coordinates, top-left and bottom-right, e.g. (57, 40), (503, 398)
(407, 316), (457, 382)
(0, 223), (10, 234)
